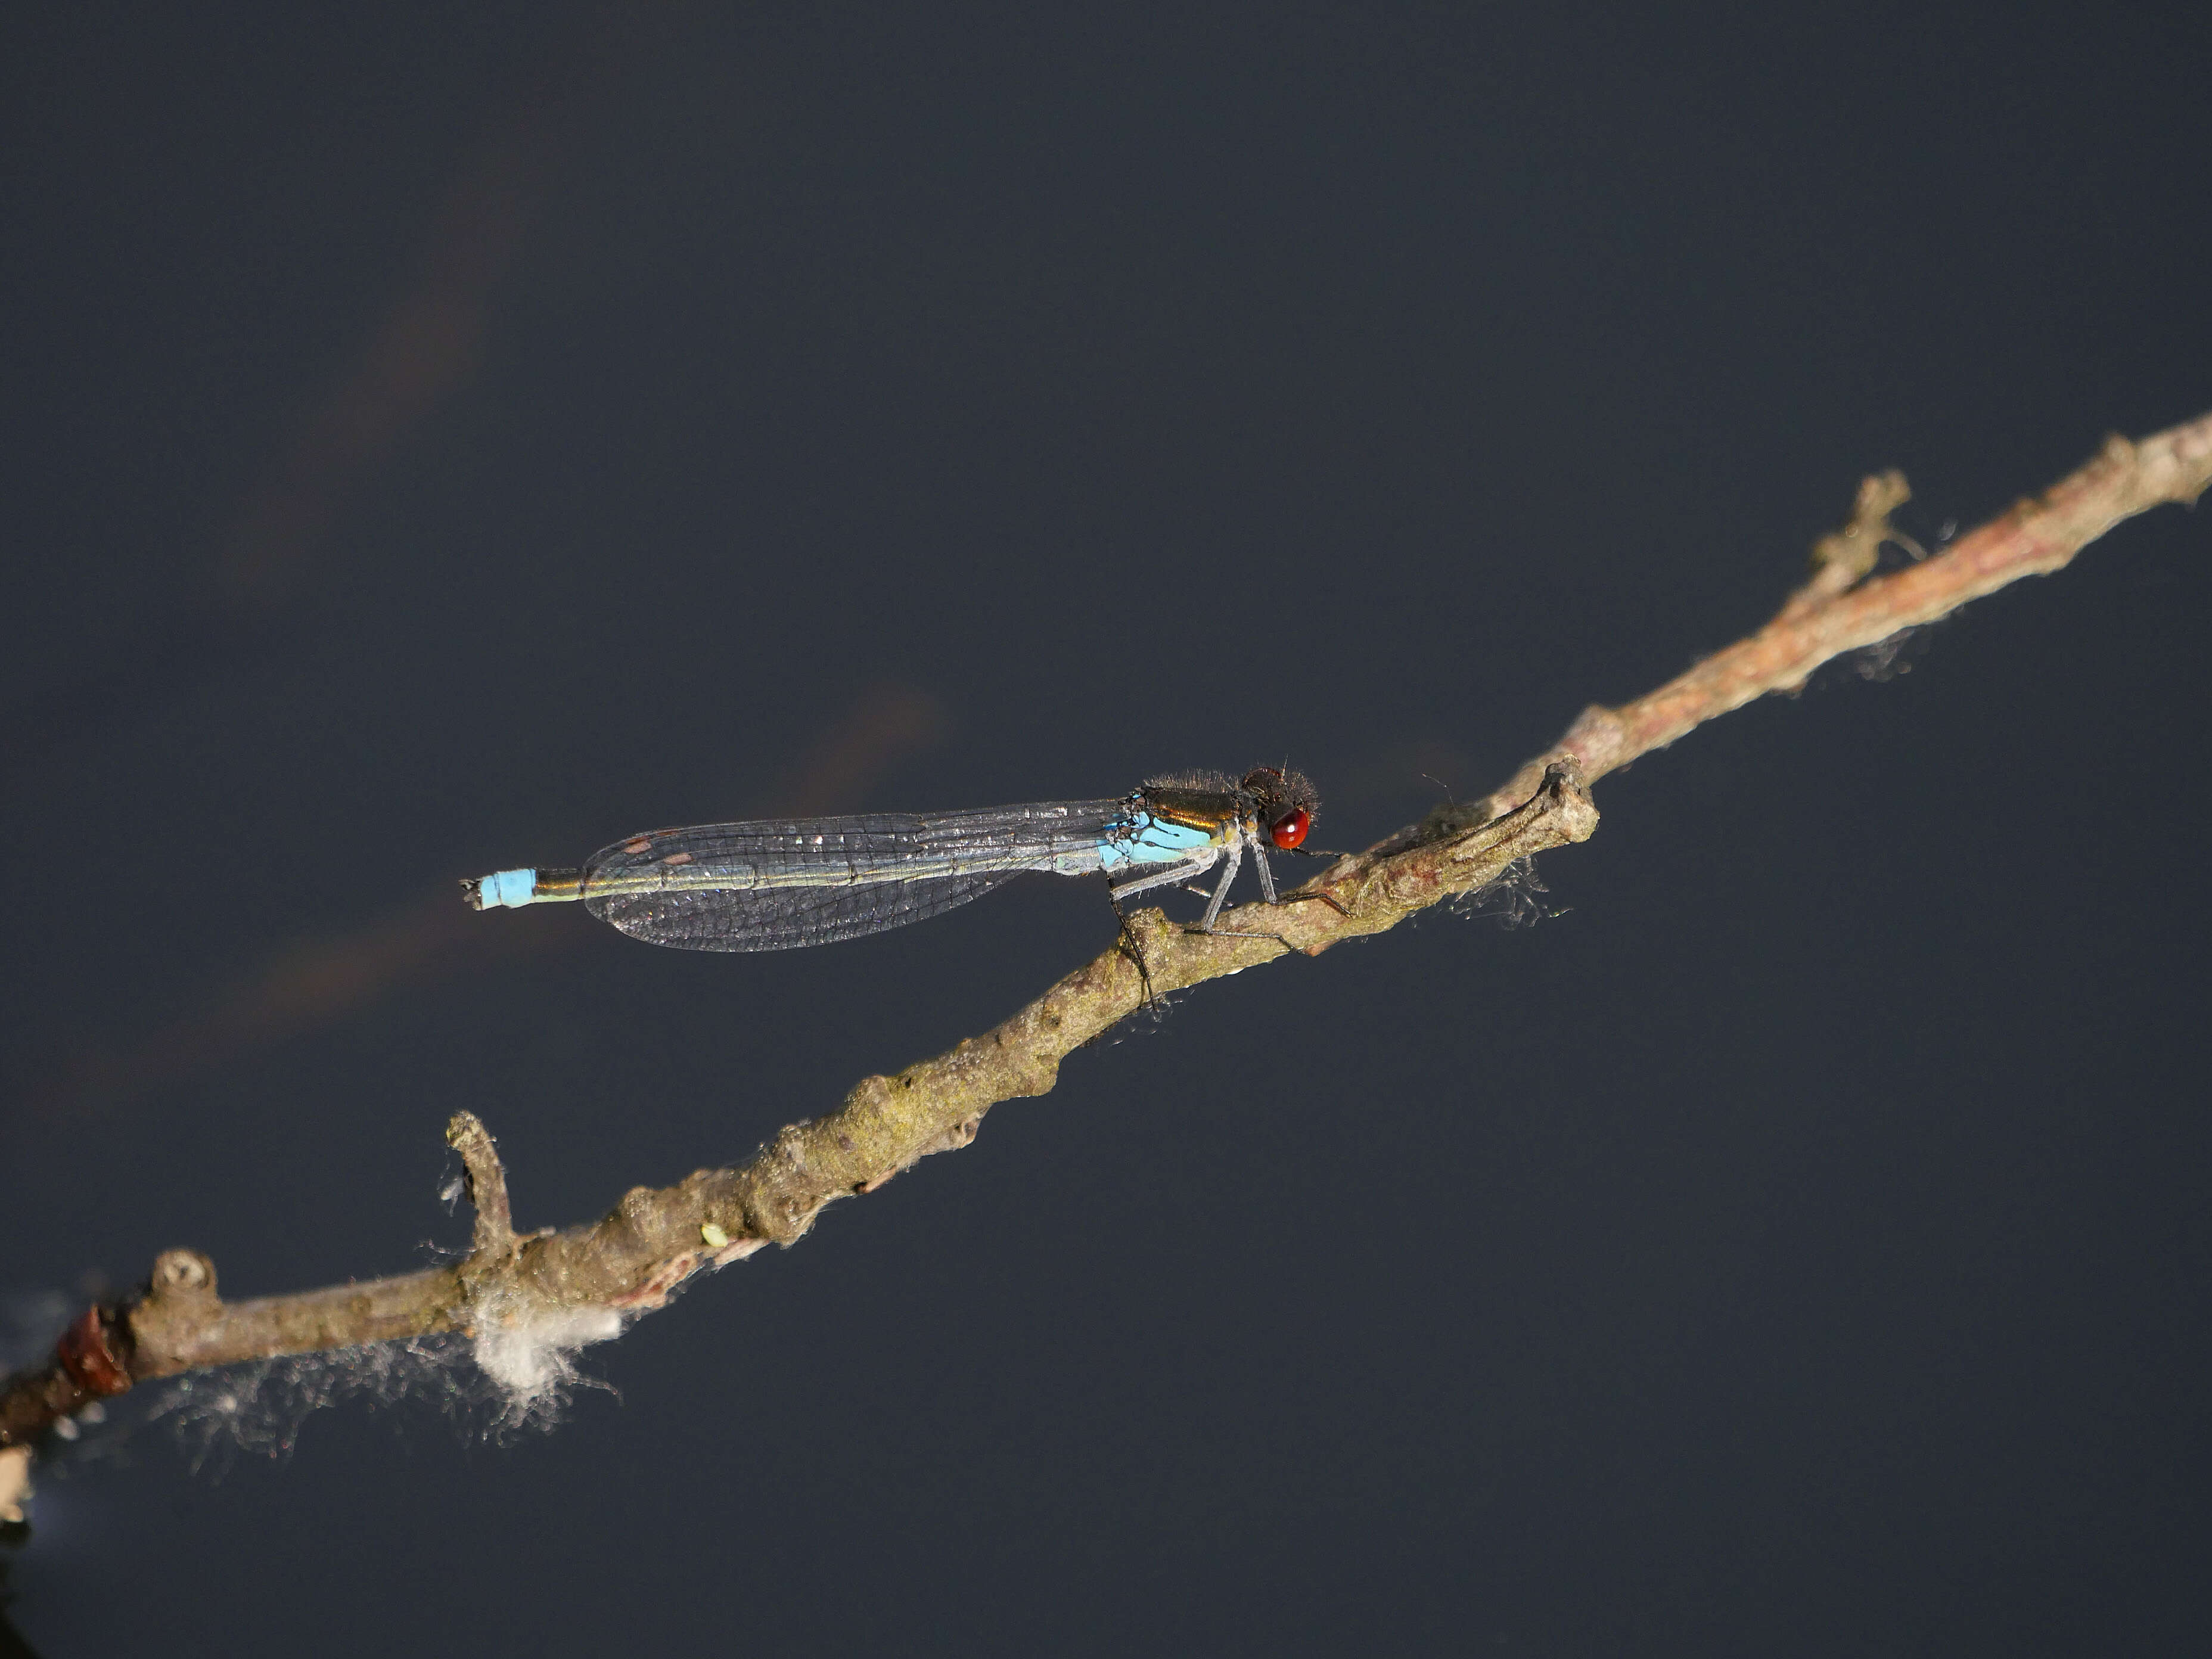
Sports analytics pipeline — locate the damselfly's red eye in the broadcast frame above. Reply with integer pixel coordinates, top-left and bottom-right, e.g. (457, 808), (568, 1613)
(1269, 807), (1311, 850)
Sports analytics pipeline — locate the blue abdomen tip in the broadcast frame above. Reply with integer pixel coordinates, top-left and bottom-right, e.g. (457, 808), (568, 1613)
(480, 868), (538, 908)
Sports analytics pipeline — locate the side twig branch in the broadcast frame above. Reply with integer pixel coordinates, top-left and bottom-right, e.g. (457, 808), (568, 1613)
(4, 408), (2207, 1453)
(1447, 420), (2210, 831)
(448, 1110), (517, 1262)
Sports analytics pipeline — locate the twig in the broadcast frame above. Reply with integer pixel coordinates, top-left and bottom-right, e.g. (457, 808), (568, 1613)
(448, 1111), (518, 1261)
(1441, 419), (2211, 834)
(3, 409), (2207, 1452)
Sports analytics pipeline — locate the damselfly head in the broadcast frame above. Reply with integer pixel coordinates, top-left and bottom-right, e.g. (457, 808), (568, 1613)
(1241, 766), (1319, 850)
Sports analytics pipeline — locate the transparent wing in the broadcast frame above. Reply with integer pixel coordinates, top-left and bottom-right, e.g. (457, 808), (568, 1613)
(576, 799), (1122, 952)
(588, 870), (1021, 952)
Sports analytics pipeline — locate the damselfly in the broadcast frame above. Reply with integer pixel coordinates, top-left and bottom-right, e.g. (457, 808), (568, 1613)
(464, 767), (1322, 952)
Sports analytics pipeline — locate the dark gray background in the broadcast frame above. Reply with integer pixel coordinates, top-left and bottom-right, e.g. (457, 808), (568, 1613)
(5, 4), (2209, 1653)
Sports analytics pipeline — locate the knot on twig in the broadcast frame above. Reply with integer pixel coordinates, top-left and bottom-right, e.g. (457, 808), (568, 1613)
(147, 1248), (219, 1306)
(1531, 756), (1598, 841)
(1437, 758), (1594, 863)
(1402, 717), (1616, 850)
(448, 1111), (518, 1262)
(1390, 757), (1597, 918)
(94, 1249), (223, 1402)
